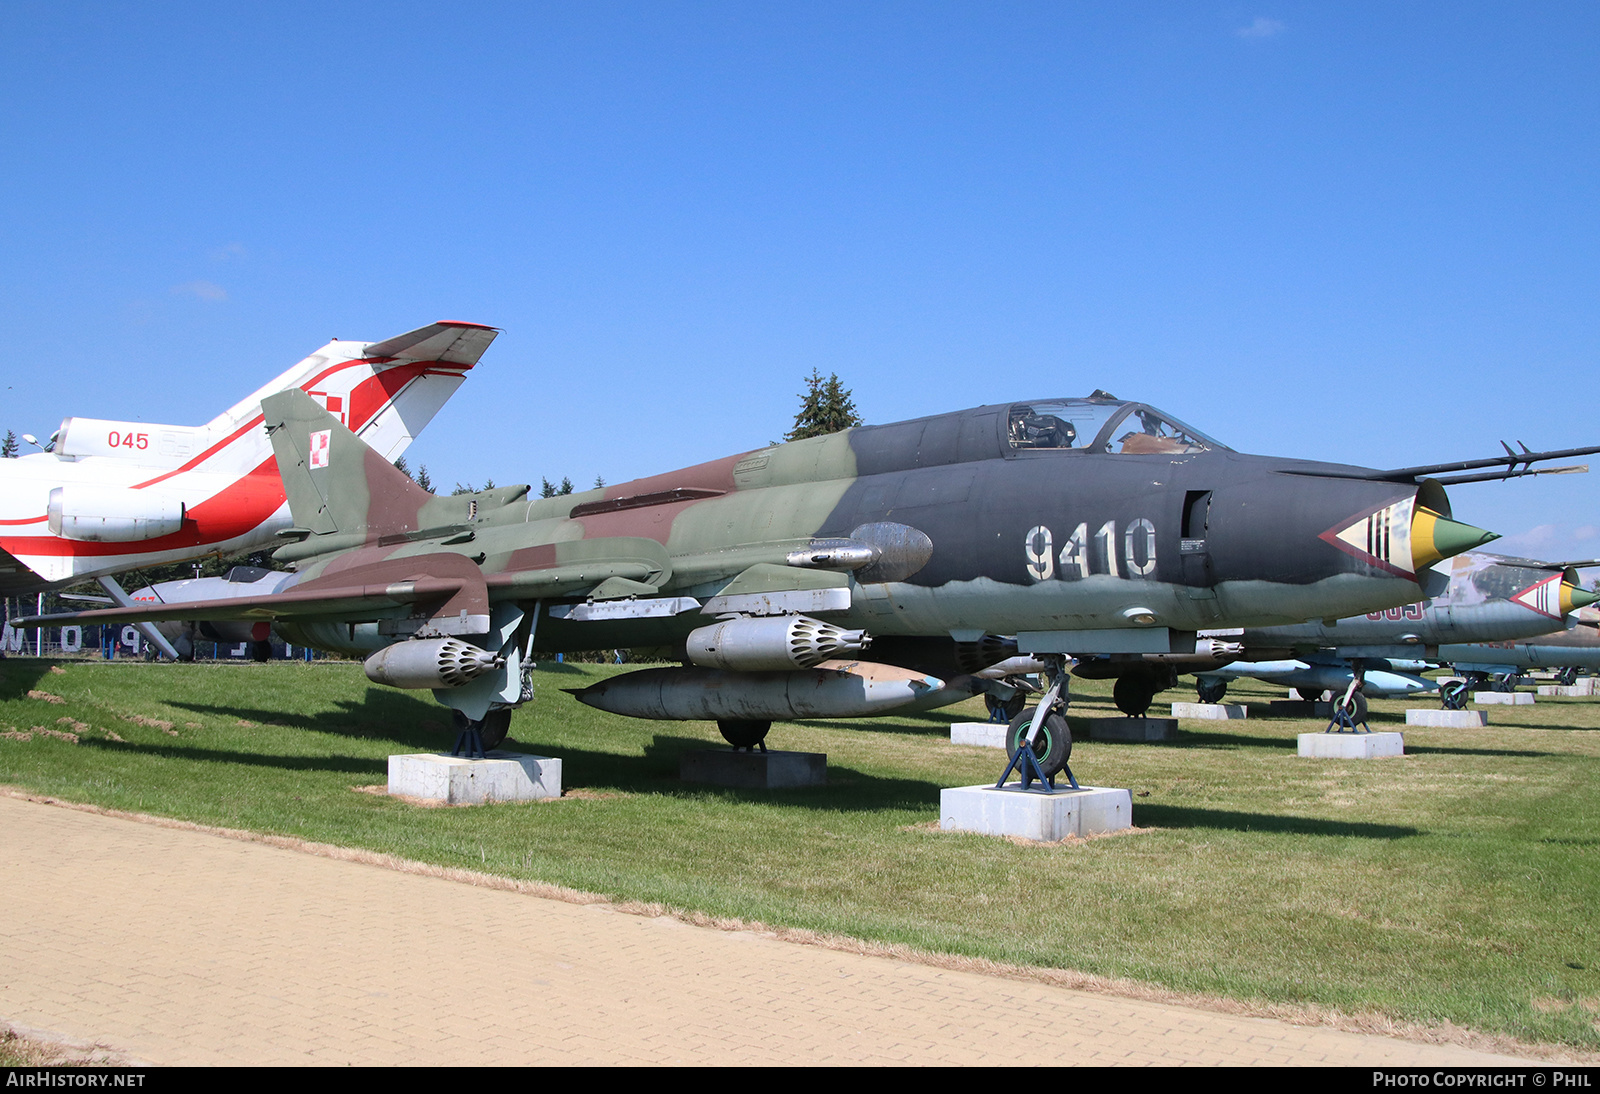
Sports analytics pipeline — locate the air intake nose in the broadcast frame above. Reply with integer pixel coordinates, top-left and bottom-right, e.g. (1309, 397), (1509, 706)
(1410, 508), (1498, 570)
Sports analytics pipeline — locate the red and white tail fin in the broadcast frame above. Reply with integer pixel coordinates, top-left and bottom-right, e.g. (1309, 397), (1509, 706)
(48, 321), (496, 481)
(207, 320), (498, 467)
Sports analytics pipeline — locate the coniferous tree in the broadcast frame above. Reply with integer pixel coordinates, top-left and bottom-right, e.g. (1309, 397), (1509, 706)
(1, 431), (16, 458)
(785, 370), (862, 441)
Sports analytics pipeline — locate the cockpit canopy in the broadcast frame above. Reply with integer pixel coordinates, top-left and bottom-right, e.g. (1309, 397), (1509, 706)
(1007, 397), (1226, 456)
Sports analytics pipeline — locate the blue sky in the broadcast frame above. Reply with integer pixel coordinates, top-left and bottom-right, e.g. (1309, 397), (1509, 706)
(3, 3), (1597, 559)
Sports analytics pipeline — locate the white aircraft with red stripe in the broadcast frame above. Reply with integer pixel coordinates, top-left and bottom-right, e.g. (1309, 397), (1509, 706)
(0, 321), (497, 595)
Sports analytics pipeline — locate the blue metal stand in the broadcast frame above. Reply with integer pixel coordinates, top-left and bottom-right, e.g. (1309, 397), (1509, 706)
(452, 728), (487, 759)
(1324, 702), (1369, 734)
(996, 742), (1080, 792)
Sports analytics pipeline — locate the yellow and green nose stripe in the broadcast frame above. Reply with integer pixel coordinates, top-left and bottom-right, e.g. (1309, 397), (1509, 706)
(1562, 580), (1599, 614)
(1409, 506), (1499, 571)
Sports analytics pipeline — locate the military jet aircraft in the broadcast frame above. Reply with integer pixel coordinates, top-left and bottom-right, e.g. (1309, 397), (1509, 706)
(30, 387), (1598, 779)
(1184, 552), (1599, 718)
(1442, 603), (1600, 690)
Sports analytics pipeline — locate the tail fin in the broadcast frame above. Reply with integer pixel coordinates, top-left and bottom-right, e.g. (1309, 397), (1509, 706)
(263, 389), (435, 538)
(201, 320), (498, 475)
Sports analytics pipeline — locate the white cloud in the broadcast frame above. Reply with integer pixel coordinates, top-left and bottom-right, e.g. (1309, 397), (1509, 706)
(171, 280), (227, 302)
(1236, 17), (1285, 38)
(208, 242), (247, 262)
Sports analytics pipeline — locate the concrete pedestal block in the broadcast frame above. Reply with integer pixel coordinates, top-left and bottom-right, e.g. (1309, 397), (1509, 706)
(1474, 691), (1534, 705)
(940, 784), (1132, 840)
(680, 749), (826, 788)
(1538, 684), (1596, 698)
(387, 751), (562, 804)
(1406, 709), (1488, 727)
(950, 722), (1009, 749)
(1170, 702), (1247, 720)
(1086, 717), (1175, 742)
(1296, 732), (1404, 758)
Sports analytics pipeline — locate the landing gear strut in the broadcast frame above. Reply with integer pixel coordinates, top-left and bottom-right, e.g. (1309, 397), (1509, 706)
(996, 656), (1079, 791)
(1325, 669), (1370, 733)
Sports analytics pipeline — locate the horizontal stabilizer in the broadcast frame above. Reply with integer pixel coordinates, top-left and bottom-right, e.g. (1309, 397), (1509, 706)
(365, 321), (499, 366)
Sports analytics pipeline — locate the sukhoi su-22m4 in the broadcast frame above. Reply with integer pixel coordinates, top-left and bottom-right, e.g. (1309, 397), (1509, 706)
(36, 386), (1600, 782)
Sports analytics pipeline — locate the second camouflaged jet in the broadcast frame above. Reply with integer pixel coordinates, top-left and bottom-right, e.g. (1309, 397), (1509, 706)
(34, 388), (1598, 778)
(1183, 551), (1599, 718)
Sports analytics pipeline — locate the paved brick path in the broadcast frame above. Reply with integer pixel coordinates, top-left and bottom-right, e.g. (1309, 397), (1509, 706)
(0, 793), (1531, 1066)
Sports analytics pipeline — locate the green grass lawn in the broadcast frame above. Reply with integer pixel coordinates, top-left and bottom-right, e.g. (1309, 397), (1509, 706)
(2, 655), (1598, 1049)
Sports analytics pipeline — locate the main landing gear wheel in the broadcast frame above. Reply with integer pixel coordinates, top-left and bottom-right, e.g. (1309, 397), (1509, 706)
(451, 708), (513, 753)
(1007, 707), (1071, 778)
(1196, 679), (1227, 705)
(718, 718), (771, 751)
(1113, 675), (1157, 717)
(985, 690), (1026, 723)
(250, 639), (273, 663)
(1440, 680), (1470, 711)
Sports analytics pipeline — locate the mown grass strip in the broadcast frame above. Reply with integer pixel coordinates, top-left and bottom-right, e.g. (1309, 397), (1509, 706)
(2, 657), (1597, 1049)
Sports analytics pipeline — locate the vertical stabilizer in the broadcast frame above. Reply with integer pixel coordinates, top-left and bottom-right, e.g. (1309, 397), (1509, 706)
(263, 389), (434, 538)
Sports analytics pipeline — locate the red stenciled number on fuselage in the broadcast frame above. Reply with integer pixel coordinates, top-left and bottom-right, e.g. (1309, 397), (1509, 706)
(107, 431), (149, 450)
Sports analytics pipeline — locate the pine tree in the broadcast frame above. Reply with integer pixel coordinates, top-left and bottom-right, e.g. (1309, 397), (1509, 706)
(1, 431), (16, 458)
(785, 370), (862, 441)
(393, 456), (412, 481)
(416, 465), (433, 493)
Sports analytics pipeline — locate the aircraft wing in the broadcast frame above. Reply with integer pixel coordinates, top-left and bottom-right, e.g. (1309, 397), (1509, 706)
(13, 553), (488, 629)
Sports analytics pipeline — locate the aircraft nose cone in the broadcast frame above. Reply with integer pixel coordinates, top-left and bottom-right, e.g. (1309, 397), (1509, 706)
(1565, 584), (1599, 612)
(1411, 508), (1499, 570)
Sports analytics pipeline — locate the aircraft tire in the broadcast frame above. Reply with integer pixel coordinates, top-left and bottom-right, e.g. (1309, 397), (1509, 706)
(1439, 680), (1469, 710)
(985, 690), (1026, 722)
(478, 708), (512, 751)
(1196, 679), (1227, 704)
(718, 718), (771, 750)
(1335, 691), (1369, 725)
(1007, 708), (1071, 777)
(250, 639), (272, 663)
(1113, 675), (1156, 717)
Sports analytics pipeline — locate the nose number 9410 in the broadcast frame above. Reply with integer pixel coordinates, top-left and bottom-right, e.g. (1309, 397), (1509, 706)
(1024, 520), (1157, 582)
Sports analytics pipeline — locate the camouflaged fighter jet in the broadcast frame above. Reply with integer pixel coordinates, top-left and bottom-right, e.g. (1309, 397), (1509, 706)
(28, 387), (1599, 777)
(1442, 603), (1600, 690)
(1182, 552), (1600, 720)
